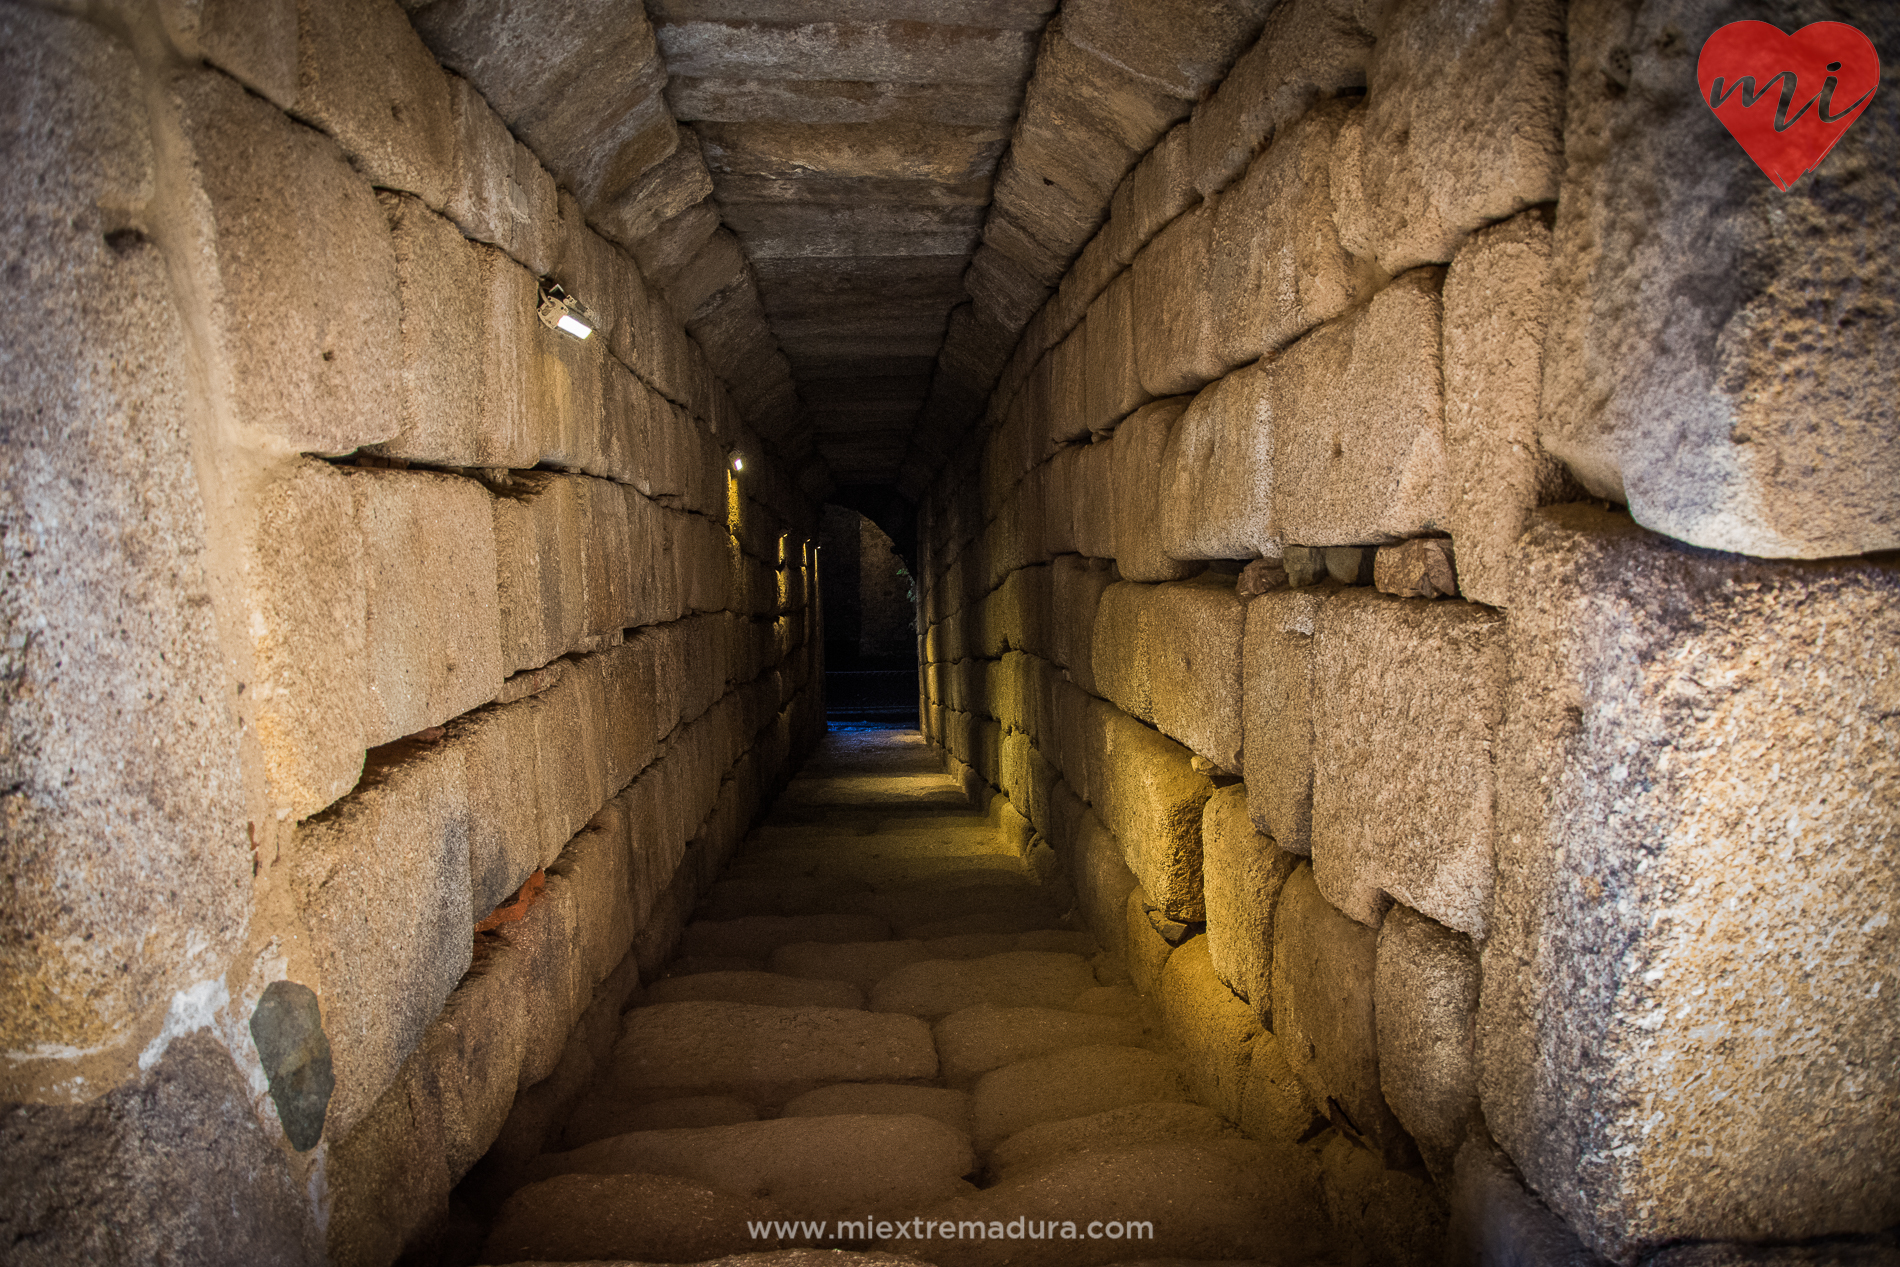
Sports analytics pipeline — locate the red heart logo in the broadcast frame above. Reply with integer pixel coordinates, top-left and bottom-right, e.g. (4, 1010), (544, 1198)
(1697, 21), (1881, 191)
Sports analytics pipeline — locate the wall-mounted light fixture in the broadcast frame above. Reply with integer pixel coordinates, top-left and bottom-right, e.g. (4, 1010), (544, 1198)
(730, 453), (745, 473)
(537, 280), (597, 341)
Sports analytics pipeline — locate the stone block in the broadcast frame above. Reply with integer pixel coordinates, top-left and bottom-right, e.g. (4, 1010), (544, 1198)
(1376, 904), (1480, 1181)
(1270, 269), (1450, 545)
(1159, 937), (1260, 1122)
(986, 1101), (1247, 1182)
(1240, 583), (1337, 851)
(869, 951), (1096, 1020)
(480, 1172), (786, 1265)
(1200, 785), (1298, 1011)
(1536, 1), (1898, 558)
(448, 701), (543, 921)
(1097, 707), (1213, 921)
(1239, 1029), (1318, 1147)
(1443, 1135), (1601, 1267)
(1132, 203), (1227, 397)
(1090, 582), (1151, 722)
(244, 460), (368, 820)
(607, 1002), (938, 1103)
(0, 12), (251, 1071)
(1272, 866), (1415, 1168)
(527, 1114), (974, 1220)
(1315, 1132), (1449, 1267)
(1442, 209), (1571, 608)
(1070, 807), (1137, 964)
(1480, 505), (1900, 1259)
(1071, 436), (1117, 561)
(1111, 397), (1198, 583)
(294, 0), (455, 207)
(1348, 0), (1564, 274)
(1141, 573), (1246, 773)
(1060, 0), (1273, 100)
(492, 473), (583, 674)
(1309, 589), (1506, 937)
(1184, 0), (1374, 198)
(1082, 271), (1151, 432)
(1373, 537), (1459, 600)
(1158, 363), (1277, 563)
(294, 741), (473, 1140)
(1209, 98), (1364, 367)
(443, 74), (518, 250)
(155, 0), (297, 106)
(1106, 122), (1195, 267)
(346, 468), (504, 745)
(1123, 888), (1175, 998)
(366, 194), (485, 466)
(970, 1044), (1193, 1151)
(0, 1035), (319, 1265)
(1049, 555), (1115, 690)
(465, 244), (542, 468)
(932, 1003), (1145, 1090)
(172, 69), (400, 454)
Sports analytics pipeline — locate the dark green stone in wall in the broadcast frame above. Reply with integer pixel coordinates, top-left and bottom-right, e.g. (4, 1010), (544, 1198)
(249, 981), (335, 1152)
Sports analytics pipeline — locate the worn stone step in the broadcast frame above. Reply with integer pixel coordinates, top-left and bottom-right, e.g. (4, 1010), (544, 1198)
(524, 1114), (976, 1219)
(606, 1001), (937, 1105)
(559, 1093), (760, 1150)
(697, 873), (876, 919)
(771, 940), (935, 992)
(906, 909), (1069, 939)
(869, 951), (1099, 1019)
(480, 1172), (790, 1264)
(725, 851), (1033, 888)
(970, 1045), (1193, 1151)
(782, 1083), (975, 1137)
(889, 1145), (1333, 1267)
(641, 970), (866, 1011)
(856, 881), (1063, 931)
(987, 1101), (1255, 1182)
(934, 1004), (1151, 1089)
(678, 913), (895, 960)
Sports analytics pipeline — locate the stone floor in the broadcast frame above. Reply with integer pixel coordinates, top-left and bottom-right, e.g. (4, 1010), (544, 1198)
(477, 728), (1336, 1267)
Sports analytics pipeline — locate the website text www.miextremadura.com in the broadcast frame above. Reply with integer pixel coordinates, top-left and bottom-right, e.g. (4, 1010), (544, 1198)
(744, 1216), (1157, 1244)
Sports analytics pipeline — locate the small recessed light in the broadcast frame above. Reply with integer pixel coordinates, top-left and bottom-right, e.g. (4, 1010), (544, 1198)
(537, 280), (597, 341)
(731, 454), (744, 472)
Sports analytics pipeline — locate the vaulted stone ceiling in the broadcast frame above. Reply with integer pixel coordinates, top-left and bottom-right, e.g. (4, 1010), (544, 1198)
(408, 0), (1276, 500)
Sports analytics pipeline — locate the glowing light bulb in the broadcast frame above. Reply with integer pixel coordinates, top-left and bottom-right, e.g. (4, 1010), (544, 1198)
(556, 313), (592, 339)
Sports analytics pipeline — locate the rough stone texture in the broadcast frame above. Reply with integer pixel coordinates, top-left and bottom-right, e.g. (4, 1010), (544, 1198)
(1270, 269), (1450, 545)
(768, 940), (931, 992)
(1208, 98), (1364, 368)
(870, 951), (1096, 1019)
(0, 10), (258, 1071)
(244, 459), (367, 820)
(1158, 363), (1277, 563)
(1443, 1135), (1602, 1267)
(1372, 537), (1459, 601)
(294, 0), (455, 207)
(1069, 809), (1138, 965)
(1239, 1029), (1317, 1148)
(367, 193), (485, 466)
(1158, 938), (1258, 1123)
(1200, 785), (1298, 1010)
(1110, 398), (1198, 584)
(608, 1002), (938, 1102)
(1344, 0), (1564, 274)
(986, 1100), (1244, 1180)
(680, 913), (893, 960)
(1272, 867), (1415, 1169)
(527, 1114), (975, 1218)
(1442, 209), (1572, 608)
(643, 971), (865, 1011)
(1132, 204), (1227, 398)
(1309, 589), (1506, 937)
(293, 742), (473, 1140)
(1082, 271), (1152, 431)
(1480, 505), (1900, 1260)
(1051, 555), (1117, 691)
(1122, 888), (1175, 999)
(1538, 0), (1899, 559)
(1059, 0), (1273, 101)
(904, 1144), (1326, 1267)
(1375, 904), (1480, 1181)
(933, 1003), (1145, 1089)
(158, 0), (300, 108)
(481, 1172), (788, 1264)
(1095, 708), (1214, 922)
(1140, 574), (1246, 774)
(970, 1044), (1192, 1150)
(1240, 583), (1339, 853)
(345, 468), (504, 745)
(781, 1083), (974, 1137)
(1315, 1132), (1448, 1267)
(1091, 582), (1152, 722)
(0, 1035), (320, 1266)
(172, 68), (400, 454)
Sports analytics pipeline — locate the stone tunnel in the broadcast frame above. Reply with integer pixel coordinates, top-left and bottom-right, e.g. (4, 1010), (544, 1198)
(1, 0), (1895, 1264)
